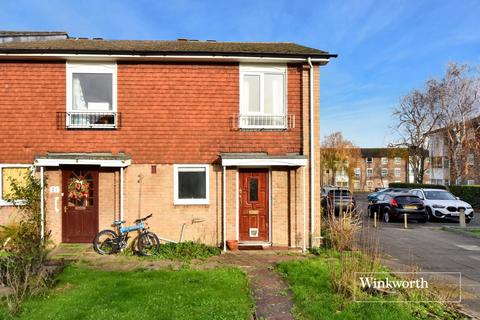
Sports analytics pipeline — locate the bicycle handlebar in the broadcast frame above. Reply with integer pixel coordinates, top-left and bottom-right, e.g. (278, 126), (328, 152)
(135, 213), (153, 224)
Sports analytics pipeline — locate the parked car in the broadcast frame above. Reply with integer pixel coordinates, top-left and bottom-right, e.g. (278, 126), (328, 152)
(368, 192), (427, 223)
(409, 188), (474, 223)
(367, 188), (409, 203)
(321, 187), (356, 214)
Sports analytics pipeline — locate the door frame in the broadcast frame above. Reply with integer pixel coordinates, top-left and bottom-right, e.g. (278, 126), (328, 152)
(236, 167), (272, 243)
(61, 165), (100, 243)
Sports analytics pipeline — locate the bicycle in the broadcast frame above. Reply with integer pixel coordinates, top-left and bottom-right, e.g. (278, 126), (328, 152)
(93, 214), (160, 256)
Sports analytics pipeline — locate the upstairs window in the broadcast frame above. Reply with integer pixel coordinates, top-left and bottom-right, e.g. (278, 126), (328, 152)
(354, 168), (361, 177)
(381, 157), (388, 165)
(239, 65), (287, 129)
(66, 62), (117, 129)
(366, 157), (373, 164)
(394, 168), (401, 177)
(394, 157), (402, 164)
(366, 168), (373, 177)
(381, 168), (388, 177)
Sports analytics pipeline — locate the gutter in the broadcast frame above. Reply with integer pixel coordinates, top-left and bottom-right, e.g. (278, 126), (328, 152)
(307, 57), (315, 248)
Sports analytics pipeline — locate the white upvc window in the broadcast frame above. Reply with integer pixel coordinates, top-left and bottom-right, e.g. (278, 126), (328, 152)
(366, 168), (373, 177)
(467, 179), (475, 185)
(0, 164), (32, 206)
(354, 168), (361, 177)
(66, 62), (118, 129)
(239, 64), (287, 129)
(394, 157), (401, 164)
(394, 168), (401, 177)
(381, 168), (388, 177)
(381, 157), (388, 165)
(173, 164), (209, 205)
(366, 157), (373, 164)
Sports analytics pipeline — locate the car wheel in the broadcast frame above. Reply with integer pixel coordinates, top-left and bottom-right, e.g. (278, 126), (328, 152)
(383, 210), (390, 223)
(466, 217), (472, 224)
(426, 207), (434, 221)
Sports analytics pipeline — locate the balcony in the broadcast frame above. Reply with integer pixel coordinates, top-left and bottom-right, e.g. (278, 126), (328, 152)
(233, 114), (295, 130)
(57, 112), (121, 129)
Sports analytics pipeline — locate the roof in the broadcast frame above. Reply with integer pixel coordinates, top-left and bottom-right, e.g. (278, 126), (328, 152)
(0, 38), (336, 59)
(0, 31), (68, 37)
(360, 148), (408, 158)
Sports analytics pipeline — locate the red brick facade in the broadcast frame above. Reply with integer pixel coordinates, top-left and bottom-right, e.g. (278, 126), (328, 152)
(0, 61), (303, 164)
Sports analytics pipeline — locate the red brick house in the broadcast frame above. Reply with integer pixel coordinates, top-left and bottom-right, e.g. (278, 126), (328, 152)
(0, 31), (335, 251)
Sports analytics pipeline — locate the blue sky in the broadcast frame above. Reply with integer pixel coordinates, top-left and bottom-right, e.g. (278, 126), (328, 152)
(2, 0), (480, 147)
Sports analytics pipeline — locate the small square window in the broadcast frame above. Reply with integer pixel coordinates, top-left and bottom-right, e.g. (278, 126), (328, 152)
(174, 165), (209, 205)
(366, 157), (373, 164)
(394, 157), (401, 164)
(381, 157), (388, 165)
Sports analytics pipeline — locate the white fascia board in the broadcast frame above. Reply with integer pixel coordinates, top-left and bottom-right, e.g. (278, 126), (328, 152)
(222, 158), (307, 167)
(34, 158), (131, 167)
(0, 53), (330, 64)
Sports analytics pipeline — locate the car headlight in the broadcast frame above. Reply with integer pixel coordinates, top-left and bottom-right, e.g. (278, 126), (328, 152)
(466, 206), (473, 209)
(432, 204), (445, 209)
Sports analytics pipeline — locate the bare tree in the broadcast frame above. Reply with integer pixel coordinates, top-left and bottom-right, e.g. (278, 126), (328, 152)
(321, 132), (361, 189)
(434, 63), (480, 183)
(392, 88), (439, 183)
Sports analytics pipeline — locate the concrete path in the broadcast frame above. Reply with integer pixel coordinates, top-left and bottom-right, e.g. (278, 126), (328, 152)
(210, 252), (300, 320)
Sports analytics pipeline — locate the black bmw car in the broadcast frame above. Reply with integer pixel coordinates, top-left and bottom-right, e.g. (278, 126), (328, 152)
(367, 193), (427, 223)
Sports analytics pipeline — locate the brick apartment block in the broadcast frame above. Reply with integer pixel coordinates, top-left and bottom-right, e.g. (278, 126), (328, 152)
(0, 31), (335, 250)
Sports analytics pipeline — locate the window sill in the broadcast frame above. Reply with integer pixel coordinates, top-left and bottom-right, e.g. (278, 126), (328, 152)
(174, 199), (210, 206)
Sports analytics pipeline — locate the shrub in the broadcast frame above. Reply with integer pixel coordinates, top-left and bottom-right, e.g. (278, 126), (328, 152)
(448, 185), (480, 209)
(0, 172), (51, 314)
(153, 241), (221, 261)
(388, 182), (447, 190)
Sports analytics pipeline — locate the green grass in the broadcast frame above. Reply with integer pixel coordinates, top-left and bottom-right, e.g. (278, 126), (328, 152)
(465, 229), (480, 236)
(1, 265), (253, 320)
(152, 241), (221, 261)
(277, 252), (462, 320)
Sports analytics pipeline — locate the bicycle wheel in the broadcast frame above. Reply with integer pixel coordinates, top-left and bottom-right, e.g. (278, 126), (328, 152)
(93, 230), (118, 255)
(137, 231), (160, 256)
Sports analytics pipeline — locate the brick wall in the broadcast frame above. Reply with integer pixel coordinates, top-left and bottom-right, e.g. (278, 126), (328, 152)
(0, 61), (303, 164)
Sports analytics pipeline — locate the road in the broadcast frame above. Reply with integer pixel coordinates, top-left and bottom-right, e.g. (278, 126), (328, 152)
(355, 193), (480, 317)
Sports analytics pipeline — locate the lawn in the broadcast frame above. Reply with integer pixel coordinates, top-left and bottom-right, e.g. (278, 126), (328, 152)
(465, 229), (480, 236)
(0, 265), (253, 320)
(277, 252), (463, 320)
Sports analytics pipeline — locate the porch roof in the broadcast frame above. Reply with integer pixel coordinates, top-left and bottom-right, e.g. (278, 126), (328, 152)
(220, 153), (307, 167)
(34, 152), (131, 167)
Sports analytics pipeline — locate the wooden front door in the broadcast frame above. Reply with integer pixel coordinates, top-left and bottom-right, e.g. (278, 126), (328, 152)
(239, 169), (269, 241)
(62, 167), (99, 243)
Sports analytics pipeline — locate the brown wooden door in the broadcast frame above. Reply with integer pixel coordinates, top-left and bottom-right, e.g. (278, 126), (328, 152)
(239, 169), (269, 241)
(62, 167), (99, 243)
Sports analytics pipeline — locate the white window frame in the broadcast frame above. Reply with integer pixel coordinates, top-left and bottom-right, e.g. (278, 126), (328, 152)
(239, 64), (287, 129)
(366, 157), (373, 164)
(354, 167), (361, 177)
(467, 179), (475, 185)
(366, 168), (373, 177)
(381, 157), (388, 165)
(381, 168), (388, 177)
(66, 62), (118, 128)
(173, 164), (210, 205)
(394, 157), (401, 165)
(0, 164), (33, 206)
(394, 168), (401, 177)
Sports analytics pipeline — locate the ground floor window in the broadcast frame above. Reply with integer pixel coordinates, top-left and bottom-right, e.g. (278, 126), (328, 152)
(173, 164), (209, 205)
(0, 165), (31, 205)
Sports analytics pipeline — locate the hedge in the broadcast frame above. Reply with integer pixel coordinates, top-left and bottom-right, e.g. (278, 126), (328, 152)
(449, 185), (480, 209)
(388, 183), (447, 190)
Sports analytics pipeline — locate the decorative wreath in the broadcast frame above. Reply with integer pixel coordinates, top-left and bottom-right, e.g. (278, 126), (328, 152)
(68, 177), (90, 201)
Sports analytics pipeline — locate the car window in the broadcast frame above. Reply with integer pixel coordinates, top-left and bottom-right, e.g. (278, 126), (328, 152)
(377, 194), (384, 201)
(395, 195), (422, 204)
(424, 190), (456, 200)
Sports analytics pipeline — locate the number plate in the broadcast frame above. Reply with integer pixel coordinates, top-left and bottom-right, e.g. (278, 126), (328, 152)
(404, 205), (417, 210)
